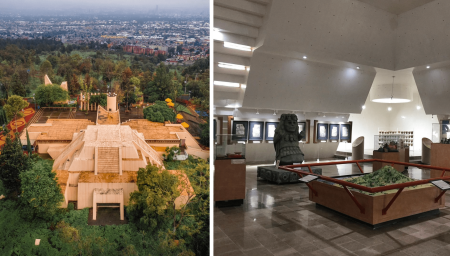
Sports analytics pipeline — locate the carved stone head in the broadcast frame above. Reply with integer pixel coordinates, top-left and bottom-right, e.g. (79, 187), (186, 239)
(279, 114), (298, 133)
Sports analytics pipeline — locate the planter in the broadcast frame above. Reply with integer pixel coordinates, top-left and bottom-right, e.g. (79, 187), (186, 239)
(309, 178), (444, 226)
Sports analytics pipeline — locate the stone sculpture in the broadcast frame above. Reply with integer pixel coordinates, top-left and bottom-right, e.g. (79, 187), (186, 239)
(274, 114), (305, 165)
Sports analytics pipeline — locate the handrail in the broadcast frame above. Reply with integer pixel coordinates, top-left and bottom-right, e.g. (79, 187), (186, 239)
(279, 159), (450, 194)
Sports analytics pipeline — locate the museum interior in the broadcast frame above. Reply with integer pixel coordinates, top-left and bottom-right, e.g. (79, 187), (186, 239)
(213, 0), (450, 255)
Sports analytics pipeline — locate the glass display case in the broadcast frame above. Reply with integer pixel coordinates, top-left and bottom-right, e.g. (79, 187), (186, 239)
(374, 134), (408, 149)
(432, 123), (450, 143)
(376, 130), (414, 148)
(214, 134), (246, 160)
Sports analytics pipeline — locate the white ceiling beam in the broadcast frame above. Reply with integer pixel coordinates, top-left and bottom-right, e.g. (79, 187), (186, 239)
(213, 31), (256, 47)
(247, 0), (270, 5)
(214, 41), (253, 58)
(214, 18), (259, 38)
(214, 6), (264, 27)
(214, 73), (247, 84)
(215, 52), (251, 66)
(214, 63), (249, 76)
(215, 0), (266, 17)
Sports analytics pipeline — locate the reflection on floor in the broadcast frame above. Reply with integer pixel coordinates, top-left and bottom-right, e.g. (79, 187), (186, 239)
(214, 161), (450, 256)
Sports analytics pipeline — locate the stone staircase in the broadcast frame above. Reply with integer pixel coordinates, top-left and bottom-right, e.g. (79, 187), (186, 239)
(97, 147), (120, 173)
(68, 108), (76, 119)
(19, 108), (43, 138)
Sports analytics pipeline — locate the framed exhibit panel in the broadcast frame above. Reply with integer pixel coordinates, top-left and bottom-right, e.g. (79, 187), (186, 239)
(298, 120), (311, 143)
(249, 121), (264, 141)
(314, 120), (328, 143)
(340, 123), (352, 141)
(298, 121), (306, 134)
(232, 121), (249, 141)
(265, 122), (279, 141)
(329, 124), (340, 141)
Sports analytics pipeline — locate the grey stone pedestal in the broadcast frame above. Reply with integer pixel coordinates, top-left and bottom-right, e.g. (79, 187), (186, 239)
(257, 165), (322, 184)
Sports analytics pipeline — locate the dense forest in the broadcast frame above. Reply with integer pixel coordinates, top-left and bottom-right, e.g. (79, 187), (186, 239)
(0, 38), (209, 116)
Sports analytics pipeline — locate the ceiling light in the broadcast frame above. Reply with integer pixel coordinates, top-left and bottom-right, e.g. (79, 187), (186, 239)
(388, 107), (392, 111)
(370, 76), (412, 103)
(401, 116), (406, 119)
(273, 110), (277, 115)
(218, 62), (246, 70)
(362, 105), (366, 109)
(303, 56), (307, 59)
(427, 66), (430, 69)
(214, 81), (240, 87)
(240, 84), (247, 89)
(256, 109), (259, 115)
(224, 42), (252, 51)
(357, 66), (360, 69)
(417, 106), (421, 110)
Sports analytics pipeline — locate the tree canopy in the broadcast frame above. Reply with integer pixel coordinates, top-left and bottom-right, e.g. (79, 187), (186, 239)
(143, 100), (175, 123)
(0, 128), (30, 197)
(3, 95), (29, 132)
(19, 158), (64, 221)
(35, 84), (69, 107)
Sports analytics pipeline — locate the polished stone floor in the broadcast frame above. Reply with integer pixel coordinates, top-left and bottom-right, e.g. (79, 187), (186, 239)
(214, 161), (450, 256)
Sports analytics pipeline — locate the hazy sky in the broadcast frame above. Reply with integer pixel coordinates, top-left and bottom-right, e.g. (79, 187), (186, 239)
(1, 0), (209, 14)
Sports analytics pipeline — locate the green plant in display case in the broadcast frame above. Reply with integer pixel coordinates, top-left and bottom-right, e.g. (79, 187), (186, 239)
(336, 166), (432, 195)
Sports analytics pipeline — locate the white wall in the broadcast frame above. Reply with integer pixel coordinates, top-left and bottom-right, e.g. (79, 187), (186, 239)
(338, 68), (434, 155)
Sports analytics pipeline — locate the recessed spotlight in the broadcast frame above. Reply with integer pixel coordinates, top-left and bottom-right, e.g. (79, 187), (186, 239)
(388, 107), (392, 111)
(362, 105), (366, 109)
(417, 106), (421, 110)
(356, 66), (360, 69)
(401, 116), (406, 119)
(426, 66), (430, 69)
(303, 56), (307, 59)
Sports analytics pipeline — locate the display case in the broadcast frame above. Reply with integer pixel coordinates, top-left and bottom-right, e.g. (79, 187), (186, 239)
(215, 134), (246, 159)
(432, 123), (450, 143)
(214, 134), (246, 203)
(375, 130), (414, 148)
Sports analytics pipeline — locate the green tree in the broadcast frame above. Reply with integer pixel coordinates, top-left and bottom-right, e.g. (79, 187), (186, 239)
(0, 128), (30, 197)
(89, 94), (107, 107)
(127, 165), (196, 241)
(34, 54), (41, 65)
(143, 101), (175, 123)
(26, 129), (32, 156)
(0, 107), (7, 126)
(34, 84), (69, 107)
(199, 119), (209, 147)
(163, 146), (180, 161)
(143, 83), (161, 103)
(3, 95), (29, 132)
(19, 158), (64, 221)
(11, 73), (26, 97)
(151, 63), (172, 101)
(40, 60), (53, 78)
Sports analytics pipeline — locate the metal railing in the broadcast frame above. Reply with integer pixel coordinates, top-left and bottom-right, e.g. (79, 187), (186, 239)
(279, 159), (450, 215)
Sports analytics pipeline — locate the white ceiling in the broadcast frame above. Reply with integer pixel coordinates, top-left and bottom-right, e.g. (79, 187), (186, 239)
(214, 0), (450, 115)
(357, 0), (435, 15)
